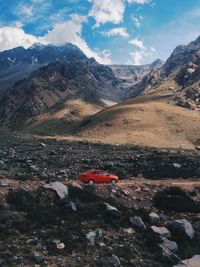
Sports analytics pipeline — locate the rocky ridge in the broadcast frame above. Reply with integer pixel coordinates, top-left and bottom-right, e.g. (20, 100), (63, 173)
(128, 36), (200, 111)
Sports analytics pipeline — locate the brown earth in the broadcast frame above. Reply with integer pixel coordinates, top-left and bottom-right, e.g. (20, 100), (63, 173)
(75, 96), (200, 149)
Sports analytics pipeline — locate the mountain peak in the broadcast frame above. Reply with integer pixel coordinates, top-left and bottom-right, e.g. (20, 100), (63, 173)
(29, 43), (46, 49)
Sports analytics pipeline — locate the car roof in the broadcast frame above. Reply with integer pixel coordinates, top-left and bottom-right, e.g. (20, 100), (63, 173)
(88, 169), (107, 173)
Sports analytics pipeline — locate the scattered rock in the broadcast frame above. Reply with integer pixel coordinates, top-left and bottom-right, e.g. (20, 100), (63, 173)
(104, 203), (121, 227)
(56, 243), (65, 250)
(32, 252), (44, 264)
(158, 243), (180, 264)
(87, 229), (102, 245)
(99, 254), (121, 267)
(29, 165), (39, 173)
(66, 201), (77, 212)
(149, 225), (171, 243)
(173, 255), (200, 267)
(149, 212), (160, 224)
(173, 163), (181, 168)
(40, 142), (46, 147)
(160, 237), (178, 253)
(0, 160), (5, 168)
(130, 216), (146, 232)
(167, 219), (195, 241)
(44, 181), (68, 199)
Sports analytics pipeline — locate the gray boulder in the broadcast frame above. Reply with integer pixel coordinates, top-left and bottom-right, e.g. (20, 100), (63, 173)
(167, 219), (195, 241)
(160, 237), (178, 253)
(104, 203), (121, 227)
(173, 255), (200, 266)
(150, 226), (171, 239)
(44, 181), (68, 199)
(158, 244), (180, 264)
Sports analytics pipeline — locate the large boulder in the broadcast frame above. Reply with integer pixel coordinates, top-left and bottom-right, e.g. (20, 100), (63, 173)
(43, 181), (68, 199)
(159, 237), (178, 253)
(167, 219), (195, 241)
(153, 187), (200, 212)
(173, 255), (200, 267)
(104, 203), (122, 227)
(158, 244), (180, 264)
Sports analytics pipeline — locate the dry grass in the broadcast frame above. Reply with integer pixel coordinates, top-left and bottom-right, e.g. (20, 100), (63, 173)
(75, 96), (200, 149)
(27, 98), (106, 135)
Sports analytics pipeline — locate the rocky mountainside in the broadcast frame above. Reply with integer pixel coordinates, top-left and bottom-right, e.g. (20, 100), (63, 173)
(0, 57), (121, 130)
(109, 59), (163, 89)
(0, 43), (86, 93)
(128, 36), (200, 110)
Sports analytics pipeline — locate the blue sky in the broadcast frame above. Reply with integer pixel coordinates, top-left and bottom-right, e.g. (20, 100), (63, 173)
(0, 0), (200, 64)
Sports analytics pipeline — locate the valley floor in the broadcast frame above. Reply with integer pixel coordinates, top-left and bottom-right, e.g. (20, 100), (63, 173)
(0, 135), (200, 266)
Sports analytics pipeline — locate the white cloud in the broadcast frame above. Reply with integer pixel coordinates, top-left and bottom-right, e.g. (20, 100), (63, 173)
(41, 14), (111, 64)
(127, 0), (151, 4)
(129, 38), (156, 64)
(0, 26), (38, 51)
(0, 15), (111, 65)
(102, 27), (129, 38)
(131, 15), (143, 28)
(89, 0), (125, 27)
(129, 38), (146, 50)
(21, 6), (33, 16)
(130, 50), (145, 65)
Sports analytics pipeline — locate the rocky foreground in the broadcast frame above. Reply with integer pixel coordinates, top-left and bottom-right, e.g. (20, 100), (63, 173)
(0, 135), (200, 266)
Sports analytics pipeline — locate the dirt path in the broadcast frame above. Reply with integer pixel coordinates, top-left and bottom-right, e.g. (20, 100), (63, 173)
(120, 178), (200, 186)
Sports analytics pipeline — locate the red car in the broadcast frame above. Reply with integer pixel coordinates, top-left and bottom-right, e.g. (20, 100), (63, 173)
(80, 170), (120, 185)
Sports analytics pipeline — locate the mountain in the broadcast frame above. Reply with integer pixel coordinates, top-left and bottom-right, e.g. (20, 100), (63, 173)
(0, 56), (121, 130)
(0, 43), (86, 94)
(128, 36), (200, 110)
(109, 59), (163, 90)
(75, 36), (200, 149)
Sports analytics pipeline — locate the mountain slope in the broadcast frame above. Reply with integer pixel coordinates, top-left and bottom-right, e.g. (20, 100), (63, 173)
(128, 36), (200, 110)
(109, 59), (163, 90)
(0, 43), (86, 93)
(0, 57), (121, 130)
(75, 95), (200, 149)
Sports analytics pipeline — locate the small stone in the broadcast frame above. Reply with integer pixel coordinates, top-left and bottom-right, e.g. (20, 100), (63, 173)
(0, 160), (5, 168)
(173, 163), (181, 168)
(56, 243), (65, 249)
(32, 252), (44, 264)
(123, 228), (135, 234)
(149, 212), (160, 224)
(66, 201), (77, 212)
(40, 142), (46, 147)
(86, 231), (96, 245)
(99, 254), (121, 267)
(130, 216), (146, 232)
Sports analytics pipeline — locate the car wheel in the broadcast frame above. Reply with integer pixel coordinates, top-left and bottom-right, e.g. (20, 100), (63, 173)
(111, 179), (116, 185)
(88, 179), (94, 185)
